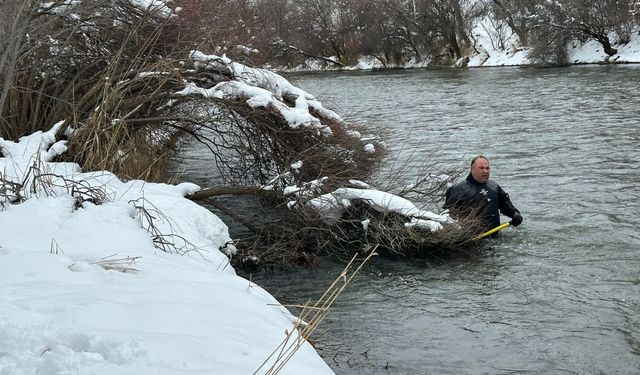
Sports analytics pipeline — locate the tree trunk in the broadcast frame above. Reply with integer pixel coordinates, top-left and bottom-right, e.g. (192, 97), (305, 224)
(492, 0), (528, 45)
(592, 33), (618, 56)
(279, 43), (345, 66)
(451, 0), (470, 50)
(448, 32), (462, 60)
(186, 186), (282, 201)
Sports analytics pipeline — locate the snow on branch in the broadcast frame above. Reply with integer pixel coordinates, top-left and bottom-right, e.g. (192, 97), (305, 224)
(39, 0), (176, 18)
(177, 51), (347, 136)
(302, 187), (453, 232)
(129, 0), (176, 18)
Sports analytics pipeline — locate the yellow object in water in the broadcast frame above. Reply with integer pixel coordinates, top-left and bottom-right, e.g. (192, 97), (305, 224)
(474, 222), (511, 240)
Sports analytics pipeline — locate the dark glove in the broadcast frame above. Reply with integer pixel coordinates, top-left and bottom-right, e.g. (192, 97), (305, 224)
(510, 211), (523, 226)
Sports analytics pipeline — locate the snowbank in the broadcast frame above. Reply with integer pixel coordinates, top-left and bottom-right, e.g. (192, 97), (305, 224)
(0, 125), (333, 374)
(468, 24), (640, 67)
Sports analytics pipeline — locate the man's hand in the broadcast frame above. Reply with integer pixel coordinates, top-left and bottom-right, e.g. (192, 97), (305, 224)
(510, 211), (523, 226)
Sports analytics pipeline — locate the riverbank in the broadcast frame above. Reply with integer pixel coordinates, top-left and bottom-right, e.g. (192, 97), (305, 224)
(468, 28), (640, 67)
(283, 28), (640, 72)
(0, 125), (334, 374)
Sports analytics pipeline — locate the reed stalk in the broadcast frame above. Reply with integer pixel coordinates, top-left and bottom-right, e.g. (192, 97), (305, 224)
(253, 247), (378, 375)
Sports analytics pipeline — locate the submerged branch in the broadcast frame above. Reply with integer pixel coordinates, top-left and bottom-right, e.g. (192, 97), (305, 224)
(186, 186), (282, 201)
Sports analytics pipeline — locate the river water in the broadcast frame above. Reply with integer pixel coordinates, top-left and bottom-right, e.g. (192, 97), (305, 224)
(177, 66), (640, 374)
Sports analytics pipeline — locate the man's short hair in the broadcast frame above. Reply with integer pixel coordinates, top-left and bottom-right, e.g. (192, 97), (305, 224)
(471, 155), (489, 167)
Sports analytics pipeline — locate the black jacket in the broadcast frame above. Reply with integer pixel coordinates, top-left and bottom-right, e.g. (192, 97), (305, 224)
(444, 174), (519, 231)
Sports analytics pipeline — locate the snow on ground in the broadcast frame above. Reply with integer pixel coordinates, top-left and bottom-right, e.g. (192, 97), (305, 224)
(0, 126), (334, 374)
(467, 22), (640, 67)
(566, 31), (640, 64)
(286, 24), (640, 71)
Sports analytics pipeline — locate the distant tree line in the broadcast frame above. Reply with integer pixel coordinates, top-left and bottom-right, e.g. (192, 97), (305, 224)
(178, 0), (640, 67)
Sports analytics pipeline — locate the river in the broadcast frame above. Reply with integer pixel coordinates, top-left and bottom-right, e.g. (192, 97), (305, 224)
(176, 65), (640, 374)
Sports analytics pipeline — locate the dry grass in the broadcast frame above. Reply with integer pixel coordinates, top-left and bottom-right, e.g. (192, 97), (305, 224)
(1, 1), (189, 182)
(128, 196), (205, 255)
(253, 247), (378, 375)
(90, 255), (142, 274)
(0, 155), (198, 255)
(0, 154), (108, 209)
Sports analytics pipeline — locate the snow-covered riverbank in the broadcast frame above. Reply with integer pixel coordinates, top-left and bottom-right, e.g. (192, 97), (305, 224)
(469, 27), (640, 67)
(0, 124), (334, 374)
(285, 27), (640, 71)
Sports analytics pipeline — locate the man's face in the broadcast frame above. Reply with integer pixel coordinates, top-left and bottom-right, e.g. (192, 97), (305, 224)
(471, 158), (490, 184)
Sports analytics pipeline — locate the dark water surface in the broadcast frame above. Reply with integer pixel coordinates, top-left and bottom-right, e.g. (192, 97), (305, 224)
(179, 66), (640, 374)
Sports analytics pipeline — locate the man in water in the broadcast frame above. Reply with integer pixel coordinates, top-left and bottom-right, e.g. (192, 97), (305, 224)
(444, 155), (523, 233)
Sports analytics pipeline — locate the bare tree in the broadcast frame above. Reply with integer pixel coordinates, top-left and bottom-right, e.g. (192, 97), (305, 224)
(373, 0), (426, 63)
(532, 0), (637, 59)
(410, 0), (473, 61)
(488, 0), (541, 46)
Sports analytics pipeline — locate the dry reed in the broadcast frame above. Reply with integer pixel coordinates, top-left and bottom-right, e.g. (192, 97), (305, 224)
(253, 247), (378, 375)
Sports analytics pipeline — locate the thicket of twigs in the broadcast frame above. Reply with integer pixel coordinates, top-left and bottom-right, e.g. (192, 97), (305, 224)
(1, 1), (183, 180)
(216, 160), (484, 271)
